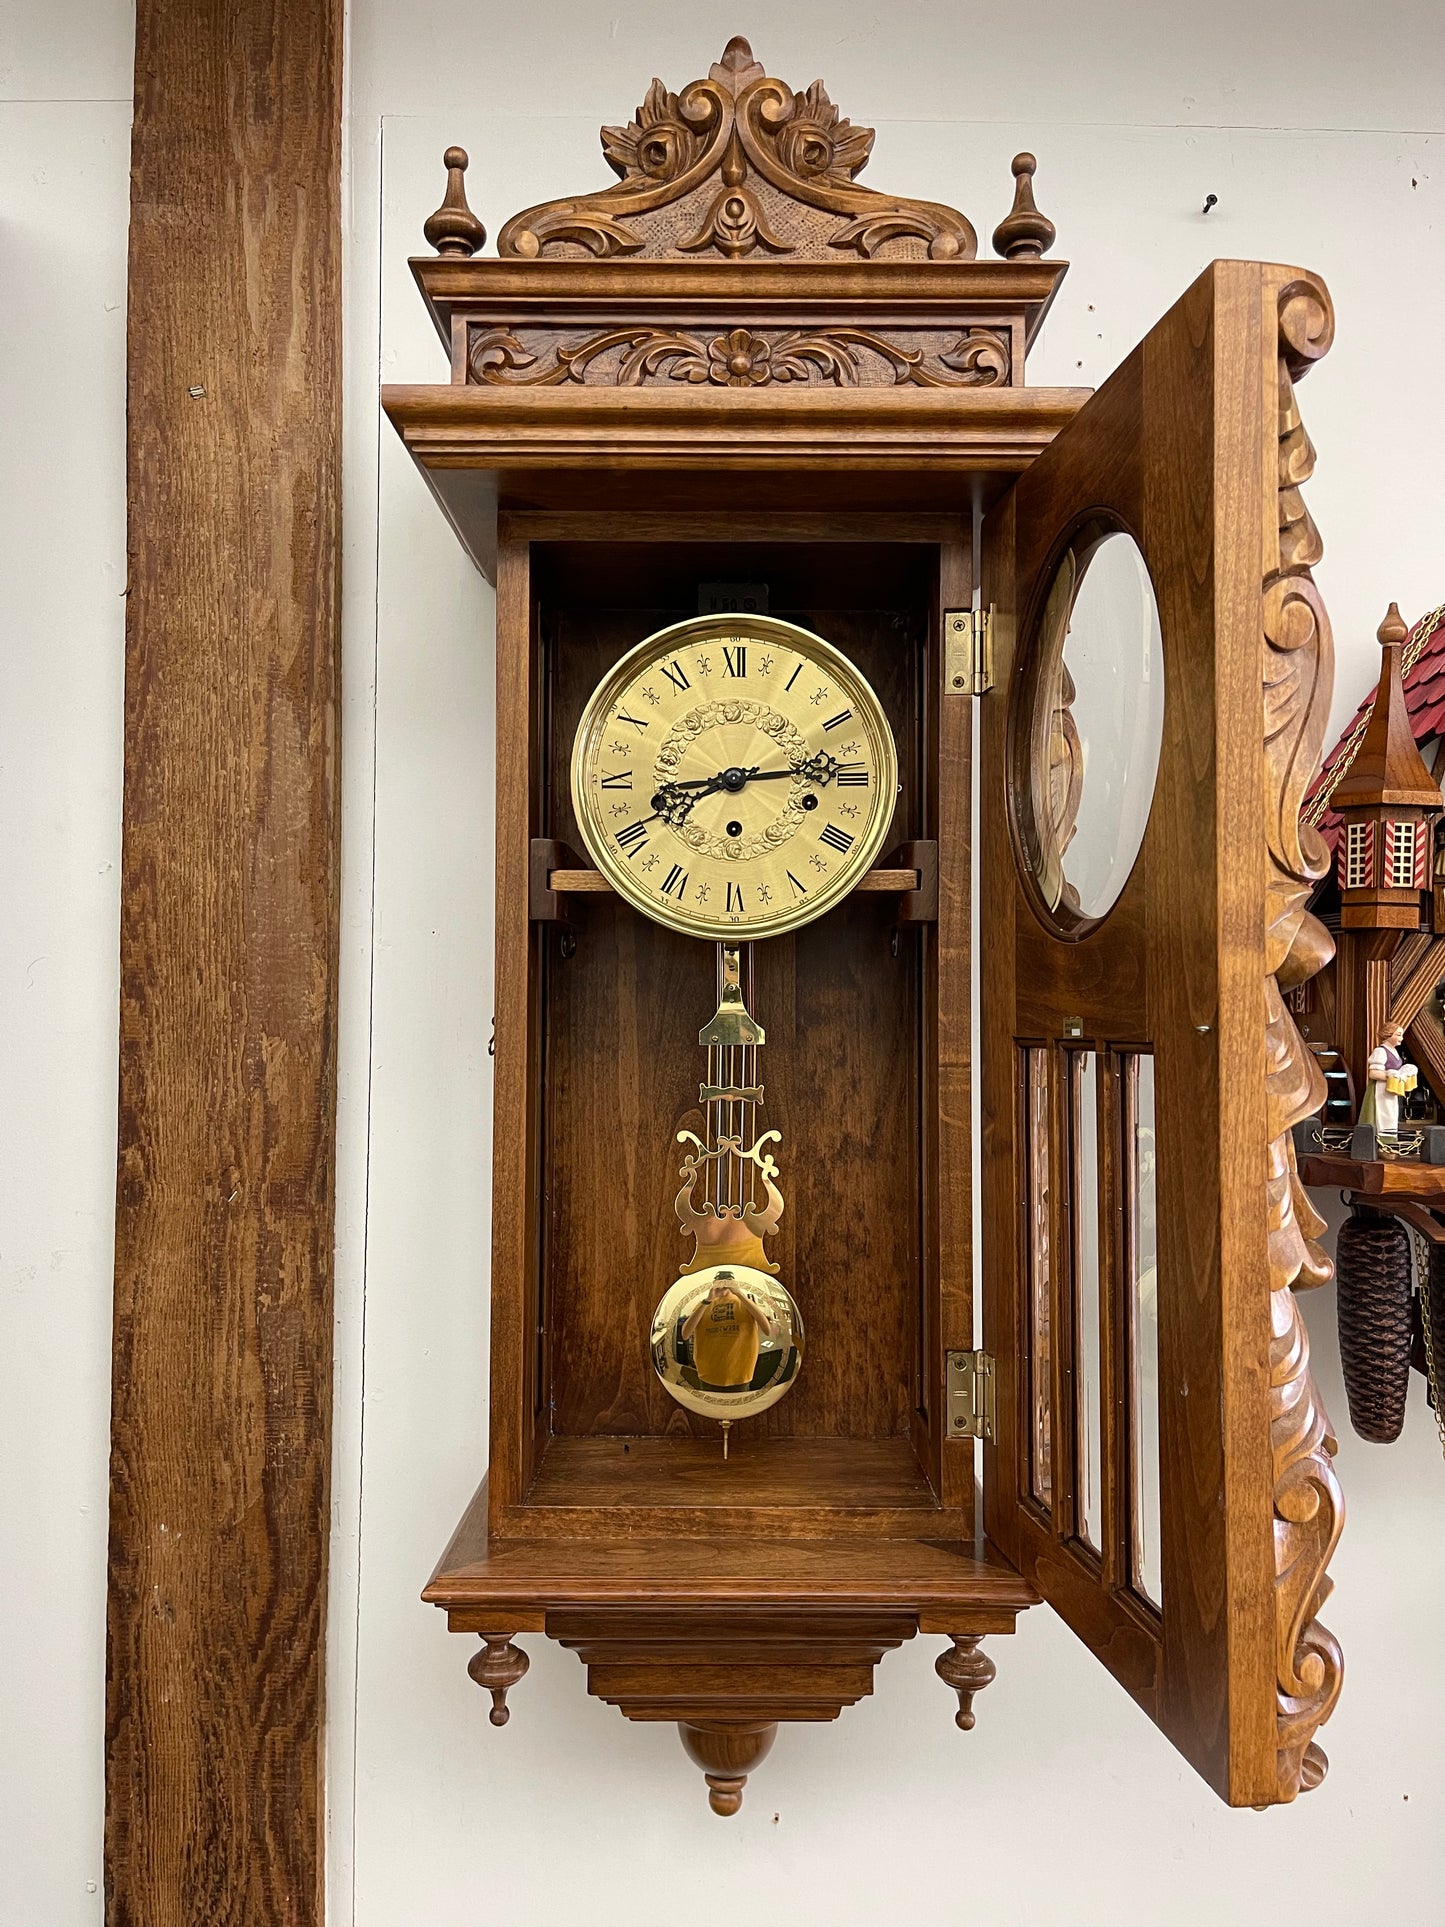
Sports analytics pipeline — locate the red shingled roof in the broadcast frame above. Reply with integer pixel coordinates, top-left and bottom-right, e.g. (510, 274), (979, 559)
(1302, 601), (1445, 853)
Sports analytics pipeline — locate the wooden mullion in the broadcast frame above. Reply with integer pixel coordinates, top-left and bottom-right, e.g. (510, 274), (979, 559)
(933, 535), (973, 1521)
(1119, 1054), (1142, 1601)
(1050, 1045), (1076, 1544)
(107, 3), (342, 1921)
(490, 523), (539, 1520)
(1097, 1051), (1129, 1596)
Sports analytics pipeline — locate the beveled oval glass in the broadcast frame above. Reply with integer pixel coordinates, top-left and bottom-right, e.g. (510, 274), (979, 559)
(1014, 525), (1165, 934)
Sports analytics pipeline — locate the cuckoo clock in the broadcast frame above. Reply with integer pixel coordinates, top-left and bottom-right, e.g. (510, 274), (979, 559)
(1295, 605), (1445, 1451)
(384, 36), (1345, 1813)
(1331, 606), (1438, 932)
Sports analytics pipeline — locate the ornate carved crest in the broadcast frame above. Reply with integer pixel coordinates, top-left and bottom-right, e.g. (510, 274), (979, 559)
(496, 37), (977, 263)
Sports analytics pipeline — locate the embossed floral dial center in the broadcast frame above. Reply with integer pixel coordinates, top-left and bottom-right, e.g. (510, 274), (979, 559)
(571, 615), (899, 941)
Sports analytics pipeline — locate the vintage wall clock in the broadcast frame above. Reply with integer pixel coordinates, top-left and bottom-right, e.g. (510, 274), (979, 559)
(385, 35), (1344, 1816)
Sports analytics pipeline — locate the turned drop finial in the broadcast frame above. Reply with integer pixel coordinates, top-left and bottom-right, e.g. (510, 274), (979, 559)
(935, 1634), (997, 1729)
(424, 146), (487, 256)
(678, 1719), (777, 1816)
(467, 1633), (528, 1725)
(991, 152), (1056, 261)
(1378, 601), (1409, 649)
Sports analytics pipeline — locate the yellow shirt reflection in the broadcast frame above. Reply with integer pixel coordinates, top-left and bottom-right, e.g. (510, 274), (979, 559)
(689, 1288), (762, 1390)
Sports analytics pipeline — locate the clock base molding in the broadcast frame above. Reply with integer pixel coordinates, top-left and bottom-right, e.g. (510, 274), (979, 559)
(426, 1480), (1031, 1810)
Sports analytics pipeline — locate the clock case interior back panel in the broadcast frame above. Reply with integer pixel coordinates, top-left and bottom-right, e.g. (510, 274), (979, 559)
(538, 541), (941, 1480)
(382, 35), (1347, 1815)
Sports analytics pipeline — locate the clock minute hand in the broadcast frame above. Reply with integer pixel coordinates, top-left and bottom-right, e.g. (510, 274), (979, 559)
(649, 753), (838, 826)
(742, 752), (840, 788)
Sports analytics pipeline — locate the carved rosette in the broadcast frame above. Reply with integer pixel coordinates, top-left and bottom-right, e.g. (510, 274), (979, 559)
(496, 37), (976, 263)
(1262, 272), (1344, 1797)
(467, 322), (1010, 390)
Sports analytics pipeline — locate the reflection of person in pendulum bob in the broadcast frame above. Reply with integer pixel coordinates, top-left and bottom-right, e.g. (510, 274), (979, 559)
(1360, 1022), (1418, 1134)
(683, 1276), (777, 1392)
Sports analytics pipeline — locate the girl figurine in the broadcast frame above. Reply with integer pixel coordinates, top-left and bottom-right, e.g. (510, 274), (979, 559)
(1360, 1022), (1418, 1133)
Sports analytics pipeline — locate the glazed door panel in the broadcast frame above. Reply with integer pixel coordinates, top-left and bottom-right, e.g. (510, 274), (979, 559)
(980, 261), (1344, 1806)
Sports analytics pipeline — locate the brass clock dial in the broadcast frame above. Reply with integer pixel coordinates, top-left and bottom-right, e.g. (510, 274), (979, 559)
(570, 613), (899, 941)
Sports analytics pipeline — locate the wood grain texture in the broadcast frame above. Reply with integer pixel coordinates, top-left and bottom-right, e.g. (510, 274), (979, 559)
(107, 3), (342, 1923)
(488, 529), (543, 1517)
(384, 381), (1090, 476)
(980, 261), (1342, 1806)
(501, 1435), (951, 1543)
(1297, 1149), (1445, 1200)
(425, 1478), (1038, 1615)
(928, 535), (975, 1518)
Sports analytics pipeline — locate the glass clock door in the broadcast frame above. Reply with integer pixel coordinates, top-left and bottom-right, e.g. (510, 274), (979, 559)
(979, 261), (1344, 1806)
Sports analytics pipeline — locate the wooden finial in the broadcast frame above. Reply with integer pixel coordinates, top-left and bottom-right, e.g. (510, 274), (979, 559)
(1332, 602), (1438, 813)
(424, 146), (486, 256)
(935, 1634), (997, 1729)
(678, 1719), (777, 1817)
(1378, 601), (1409, 648)
(466, 1633), (527, 1725)
(991, 152), (1056, 261)
(710, 35), (766, 94)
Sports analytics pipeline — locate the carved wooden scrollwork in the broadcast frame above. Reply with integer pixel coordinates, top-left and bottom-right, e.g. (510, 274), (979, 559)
(1262, 271), (1344, 1798)
(467, 321), (1010, 389)
(496, 36), (977, 263)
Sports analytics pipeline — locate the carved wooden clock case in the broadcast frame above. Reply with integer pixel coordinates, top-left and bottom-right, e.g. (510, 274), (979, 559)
(383, 37), (1344, 1814)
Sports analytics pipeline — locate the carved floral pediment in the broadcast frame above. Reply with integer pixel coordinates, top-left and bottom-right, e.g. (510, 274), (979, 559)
(495, 36), (978, 263)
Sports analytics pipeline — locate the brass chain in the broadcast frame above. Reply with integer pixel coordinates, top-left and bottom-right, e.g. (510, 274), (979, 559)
(1406, 1224), (1445, 1463)
(1419, 1243), (1445, 1463)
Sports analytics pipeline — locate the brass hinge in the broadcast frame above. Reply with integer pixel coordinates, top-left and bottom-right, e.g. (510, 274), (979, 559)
(946, 1350), (996, 1442)
(943, 607), (993, 697)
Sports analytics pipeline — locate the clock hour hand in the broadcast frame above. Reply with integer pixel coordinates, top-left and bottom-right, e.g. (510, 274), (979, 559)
(649, 775), (734, 827)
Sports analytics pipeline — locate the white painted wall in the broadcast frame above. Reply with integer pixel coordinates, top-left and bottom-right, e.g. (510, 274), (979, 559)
(0, 9), (133, 1923)
(7, 5), (1445, 1925)
(337, 9), (1445, 1926)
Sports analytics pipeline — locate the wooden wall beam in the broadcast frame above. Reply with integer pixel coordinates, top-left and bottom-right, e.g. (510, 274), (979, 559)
(106, 3), (343, 1921)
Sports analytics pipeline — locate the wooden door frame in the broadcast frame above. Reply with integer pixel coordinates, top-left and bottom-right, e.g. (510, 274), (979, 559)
(106, 4), (343, 1922)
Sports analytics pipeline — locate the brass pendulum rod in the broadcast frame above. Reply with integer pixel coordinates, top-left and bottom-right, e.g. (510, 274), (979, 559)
(696, 941), (769, 1458)
(699, 939), (765, 1211)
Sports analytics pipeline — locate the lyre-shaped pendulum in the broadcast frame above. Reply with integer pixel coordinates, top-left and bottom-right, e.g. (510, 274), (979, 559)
(649, 939), (803, 1454)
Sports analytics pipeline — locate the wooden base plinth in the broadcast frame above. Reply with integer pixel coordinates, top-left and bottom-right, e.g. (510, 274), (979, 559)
(678, 1720), (778, 1816)
(427, 1490), (1035, 1805)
